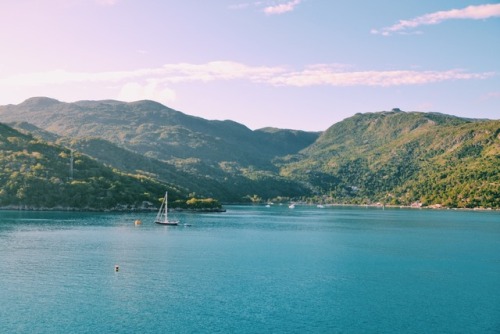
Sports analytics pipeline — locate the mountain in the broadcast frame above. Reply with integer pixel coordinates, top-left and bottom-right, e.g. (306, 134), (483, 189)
(0, 123), (181, 210)
(0, 97), (318, 164)
(1, 98), (499, 209)
(1, 97), (317, 202)
(280, 110), (500, 208)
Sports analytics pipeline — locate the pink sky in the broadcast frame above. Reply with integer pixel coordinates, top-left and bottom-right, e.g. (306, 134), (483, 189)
(0, 1), (498, 130)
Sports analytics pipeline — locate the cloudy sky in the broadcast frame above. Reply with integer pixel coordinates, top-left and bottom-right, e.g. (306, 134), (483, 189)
(0, 0), (499, 130)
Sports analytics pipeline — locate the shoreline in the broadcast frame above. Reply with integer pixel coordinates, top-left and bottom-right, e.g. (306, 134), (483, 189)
(0, 203), (497, 213)
(0, 206), (226, 213)
(236, 202), (499, 212)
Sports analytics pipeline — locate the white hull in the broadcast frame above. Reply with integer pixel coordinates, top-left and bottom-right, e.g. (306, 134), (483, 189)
(155, 191), (179, 226)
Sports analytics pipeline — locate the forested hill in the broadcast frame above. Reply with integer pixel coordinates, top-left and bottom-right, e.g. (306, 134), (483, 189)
(1, 98), (499, 209)
(0, 98), (316, 203)
(0, 97), (319, 165)
(280, 110), (500, 208)
(0, 123), (180, 210)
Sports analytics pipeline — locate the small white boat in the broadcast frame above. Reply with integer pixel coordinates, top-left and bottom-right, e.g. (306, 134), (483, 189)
(154, 191), (179, 226)
(289, 204), (295, 209)
(317, 205), (324, 208)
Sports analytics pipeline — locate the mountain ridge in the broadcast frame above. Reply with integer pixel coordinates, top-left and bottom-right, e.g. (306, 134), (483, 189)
(0, 122), (179, 210)
(0, 97), (319, 162)
(281, 111), (499, 207)
(1, 97), (498, 208)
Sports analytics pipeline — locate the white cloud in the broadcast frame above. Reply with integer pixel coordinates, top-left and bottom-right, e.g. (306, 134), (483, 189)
(266, 66), (493, 87)
(95, 0), (119, 6)
(117, 82), (176, 105)
(0, 62), (493, 91)
(263, 0), (301, 15)
(230, 1), (301, 15)
(229, 3), (251, 10)
(0, 68), (156, 86)
(372, 3), (500, 35)
(158, 61), (284, 83)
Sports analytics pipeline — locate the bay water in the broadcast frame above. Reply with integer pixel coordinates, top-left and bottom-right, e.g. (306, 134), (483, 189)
(1, 206), (499, 333)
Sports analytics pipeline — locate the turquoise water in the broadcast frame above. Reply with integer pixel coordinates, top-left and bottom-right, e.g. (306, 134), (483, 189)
(0, 206), (499, 333)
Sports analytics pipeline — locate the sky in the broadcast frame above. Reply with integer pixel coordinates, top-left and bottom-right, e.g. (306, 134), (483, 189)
(0, 0), (499, 131)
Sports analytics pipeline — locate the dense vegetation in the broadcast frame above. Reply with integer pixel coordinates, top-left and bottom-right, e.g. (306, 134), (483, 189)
(2, 98), (316, 203)
(1, 99), (499, 209)
(0, 123), (181, 210)
(172, 197), (225, 211)
(281, 110), (500, 208)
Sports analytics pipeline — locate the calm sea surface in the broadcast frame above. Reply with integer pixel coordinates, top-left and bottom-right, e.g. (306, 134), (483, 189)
(0, 205), (499, 333)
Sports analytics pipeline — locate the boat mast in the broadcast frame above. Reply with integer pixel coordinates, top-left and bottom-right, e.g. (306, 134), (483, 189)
(165, 191), (168, 222)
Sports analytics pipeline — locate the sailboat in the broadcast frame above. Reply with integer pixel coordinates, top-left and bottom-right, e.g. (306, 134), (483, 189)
(154, 191), (179, 226)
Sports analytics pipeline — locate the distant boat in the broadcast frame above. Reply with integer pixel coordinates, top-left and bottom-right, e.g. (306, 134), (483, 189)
(317, 205), (324, 208)
(154, 191), (179, 226)
(289, 204), (295, 209)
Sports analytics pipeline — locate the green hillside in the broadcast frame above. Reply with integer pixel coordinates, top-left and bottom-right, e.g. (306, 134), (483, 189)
(281, 110), (500, 208)
(0, 123), (181, 210)
(1, 97), (317, 202)
(1, 99), (499, 209)
(0, 97), (318, 164)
